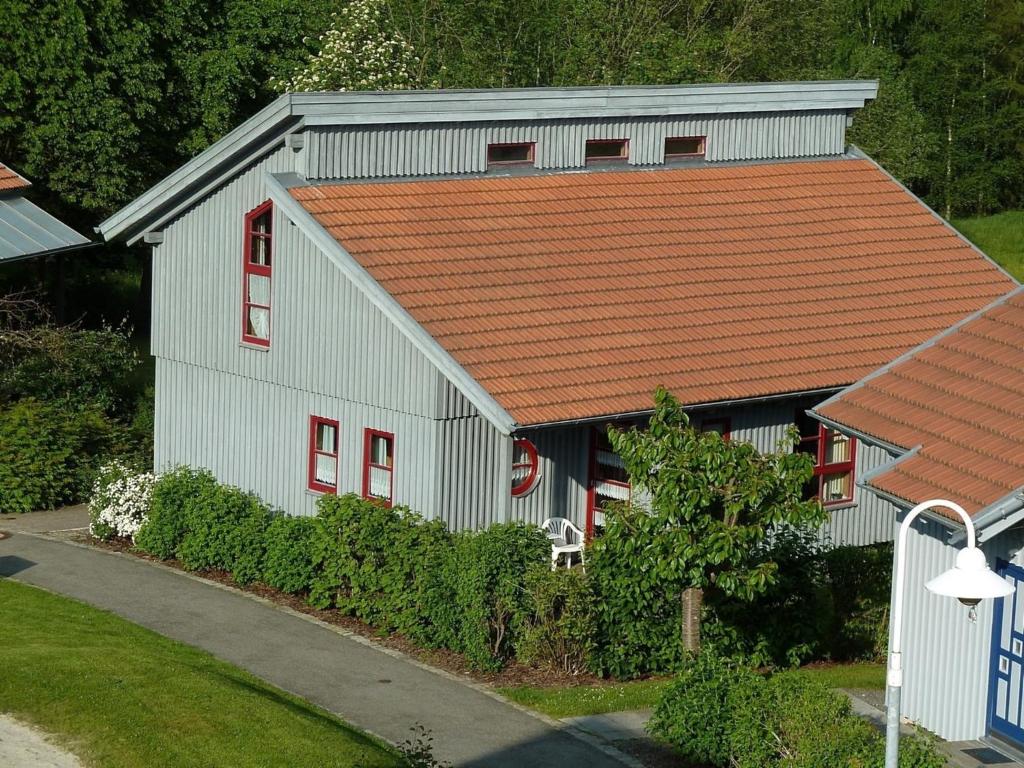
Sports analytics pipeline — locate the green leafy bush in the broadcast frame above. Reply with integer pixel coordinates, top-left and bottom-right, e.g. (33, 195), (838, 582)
(704, 528), (835, 667)
(649, 654), (945, 768)
(647, 652), (764, 766)
(0, 399), (117, 513)
(586, 503), (686, 678)
(136, 467), (218, 559)
(177, 481), (273, 585)
(428, 522), (550, 670)
(514, 567), (596, 675)
(309, 494), (451, 639)
(824, 542), (894, 661)
(263, 514), (319, 594)
(0, 323), (139, 417)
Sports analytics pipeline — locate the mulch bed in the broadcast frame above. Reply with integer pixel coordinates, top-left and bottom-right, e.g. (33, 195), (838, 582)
(78, 532), (602, 690)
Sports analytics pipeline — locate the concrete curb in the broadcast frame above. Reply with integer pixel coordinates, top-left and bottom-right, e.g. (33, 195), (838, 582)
(21, 531), (645, 768)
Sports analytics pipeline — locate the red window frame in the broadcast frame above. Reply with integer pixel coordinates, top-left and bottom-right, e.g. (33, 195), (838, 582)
(795, 411), (856, 506)
(487, 142), (535, 168)
(664, 135), (706, 159)
(511, 438), (539, 497)
(362, 428), (395, 507)
(241, 200), (273, 347)
(586, 426), (632, 537)
(307, 415), (339, 494)
(700, 417), (732, 440)
(585, 139), (629, 164)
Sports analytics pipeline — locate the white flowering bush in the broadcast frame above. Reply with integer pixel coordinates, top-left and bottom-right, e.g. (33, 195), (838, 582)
(89, 461), (156, 541)
(271, 0), (424, 92)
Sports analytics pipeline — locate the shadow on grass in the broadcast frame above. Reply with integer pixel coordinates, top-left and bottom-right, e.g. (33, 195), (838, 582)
(204, 665), (391, 749)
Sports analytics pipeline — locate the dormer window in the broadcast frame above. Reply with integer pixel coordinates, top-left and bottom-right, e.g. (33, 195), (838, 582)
(585, 139), (628, 164)
(488, 142), (534, 168)
(242, 201), (273, 347)
(665, 136), (705, 159)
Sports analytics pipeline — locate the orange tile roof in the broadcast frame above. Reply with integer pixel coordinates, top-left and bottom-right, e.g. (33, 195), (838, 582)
(816, 289), (1024, 517)
(292, 158), (1017, 427)
(0, 162), (29, 191)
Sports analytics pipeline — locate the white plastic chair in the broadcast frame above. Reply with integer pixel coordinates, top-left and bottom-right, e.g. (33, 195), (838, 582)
(540, 517), (585, 571)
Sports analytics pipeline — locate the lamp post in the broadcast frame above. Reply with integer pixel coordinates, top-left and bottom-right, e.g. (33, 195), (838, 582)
(885, 498), (1014, 768)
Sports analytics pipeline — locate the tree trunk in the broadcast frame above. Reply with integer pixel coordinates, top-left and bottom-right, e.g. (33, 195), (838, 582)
(681, 586), (703, 654)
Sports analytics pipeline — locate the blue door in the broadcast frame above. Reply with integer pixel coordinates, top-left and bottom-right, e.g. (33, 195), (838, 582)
(989, 562), (1024, 744)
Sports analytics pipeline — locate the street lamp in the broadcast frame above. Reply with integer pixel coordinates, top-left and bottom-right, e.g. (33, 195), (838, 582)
(885, 498), (1013, 768)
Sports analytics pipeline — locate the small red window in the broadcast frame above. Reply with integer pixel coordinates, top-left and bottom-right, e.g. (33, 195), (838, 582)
(511, 438), (539, 496)
(308, 416), (339, 494)
(242, 201), (273, 347)
(795, 411), (856, 505)
(700, 417), (731, 440)
(585, 139), (628, 163)
(363, 429), (394, 507)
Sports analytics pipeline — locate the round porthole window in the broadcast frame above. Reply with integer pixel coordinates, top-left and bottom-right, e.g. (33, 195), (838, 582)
(511, 438), (539, 497)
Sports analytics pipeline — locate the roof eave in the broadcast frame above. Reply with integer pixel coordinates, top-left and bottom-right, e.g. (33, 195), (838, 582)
(98, 94), (297, 243)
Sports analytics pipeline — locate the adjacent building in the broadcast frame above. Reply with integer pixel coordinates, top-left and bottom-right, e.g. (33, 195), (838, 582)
(98, 82), (1016, 548)
(812, 288), (1024, 745)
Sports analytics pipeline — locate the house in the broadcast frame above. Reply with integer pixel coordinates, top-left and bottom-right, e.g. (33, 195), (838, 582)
(97, 82), (1016, 547)
(810, 288), (1024, 745)
(0, 161), (90, 263)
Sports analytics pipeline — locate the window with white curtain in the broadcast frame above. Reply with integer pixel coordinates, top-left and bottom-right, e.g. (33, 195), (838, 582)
(242, 201), (273, 346)
(363, 429), (394, 507)
(307, 416), (339, 493)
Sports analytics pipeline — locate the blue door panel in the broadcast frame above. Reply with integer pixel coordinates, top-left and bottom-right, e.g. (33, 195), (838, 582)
(989, 562), (1024, 745)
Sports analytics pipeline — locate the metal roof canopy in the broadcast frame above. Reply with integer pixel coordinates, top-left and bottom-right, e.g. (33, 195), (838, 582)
(0, 194), (91, 263)
(98, 80), (879, 244)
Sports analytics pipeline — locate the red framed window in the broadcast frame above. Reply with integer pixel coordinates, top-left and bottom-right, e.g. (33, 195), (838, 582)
(700, 417), (731, 440)
(586, 426), (631, 537)
(585, 139), (628, 164)
(242, 201), (273, 347)
(307, 416), (339, 494)
(363, 429), (394, 507)
(511, 438), (539, 497)
(487, 142), (535, 168)
(795, 411), (856, 505)
(664, 136), (706, 159)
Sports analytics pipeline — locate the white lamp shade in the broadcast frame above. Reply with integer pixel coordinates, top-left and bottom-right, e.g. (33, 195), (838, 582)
(925, 547), (1014, 601)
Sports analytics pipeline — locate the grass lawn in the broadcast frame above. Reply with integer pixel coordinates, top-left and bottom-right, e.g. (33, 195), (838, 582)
(0, 579), (402, 768)
(952, 210), (1024, 280)
(499, 662), (884, 719)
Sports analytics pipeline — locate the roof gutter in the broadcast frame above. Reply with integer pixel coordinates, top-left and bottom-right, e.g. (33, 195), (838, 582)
(808, 411), (908, 455)
(950, 488), (1024, 544)
(0, 239), (100, 265)
(519, 386), (844, 433)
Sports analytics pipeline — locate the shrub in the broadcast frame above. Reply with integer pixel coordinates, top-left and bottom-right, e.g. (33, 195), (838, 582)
(0, 399), (117, 513)
(309, 494), (451, 639)
(263, 515), (319, 594)
(514, 567), (596, 675)
(177, 481), (273, 585)
(88, 460), (156, 541)
(129, 386), (155, 465)
(586, 503), (686, 678)
(703, 528), (835, 667)
(429, 522), (550, 670)
(824, 542), (894, 661)
(649, 654), (945, 768)
(0, 322), (139, 418)
(136, 467), (217, 559)
(647, 652), (764, 766)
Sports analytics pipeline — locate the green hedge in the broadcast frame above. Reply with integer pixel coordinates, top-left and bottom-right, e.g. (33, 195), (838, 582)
(263, 515), (319, 594)
(649, 652), (944, 768)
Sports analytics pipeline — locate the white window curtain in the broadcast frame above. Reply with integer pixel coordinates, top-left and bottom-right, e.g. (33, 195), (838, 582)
(315, 454), (337, 486)
(369, 466), (391, 499)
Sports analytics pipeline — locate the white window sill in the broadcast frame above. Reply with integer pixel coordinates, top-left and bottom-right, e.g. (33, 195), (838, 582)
(239, 341), (270, 353)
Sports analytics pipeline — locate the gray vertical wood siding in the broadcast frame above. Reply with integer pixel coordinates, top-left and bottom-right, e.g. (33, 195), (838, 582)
(305, 110), (848, 179)
(895, 519), (1024, 740)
